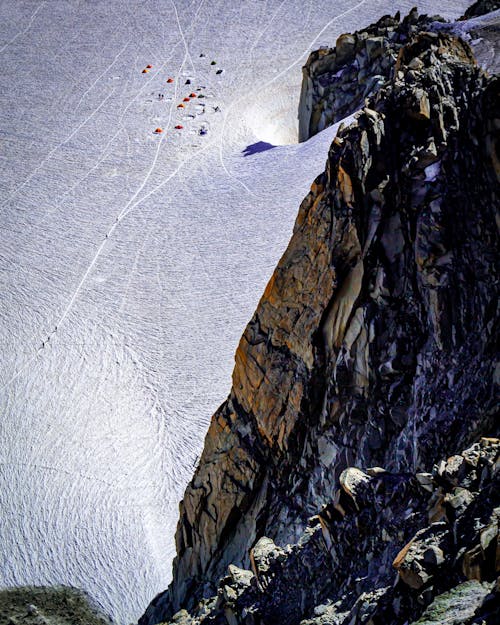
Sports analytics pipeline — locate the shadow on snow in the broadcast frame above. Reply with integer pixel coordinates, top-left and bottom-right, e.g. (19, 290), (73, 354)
(242, 141), (276, 157)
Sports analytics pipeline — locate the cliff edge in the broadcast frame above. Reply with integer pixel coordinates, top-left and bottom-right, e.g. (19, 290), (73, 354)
(141, 8), (499, 625)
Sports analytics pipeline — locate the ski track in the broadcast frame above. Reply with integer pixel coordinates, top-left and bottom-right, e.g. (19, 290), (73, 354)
(1, 89), (116, 210)
(217, 0), (369, 196)
(0, 1), (46, 54)
(1, 6), (207, 392)
(170, 0), (197, 79)
(74, 40), (131, 112)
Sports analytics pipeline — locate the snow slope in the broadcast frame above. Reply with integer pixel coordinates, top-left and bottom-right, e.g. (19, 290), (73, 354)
(0, 1), (472, 622)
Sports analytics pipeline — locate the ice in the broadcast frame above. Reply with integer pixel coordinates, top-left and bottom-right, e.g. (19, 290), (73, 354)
(0, 1), (472, 623)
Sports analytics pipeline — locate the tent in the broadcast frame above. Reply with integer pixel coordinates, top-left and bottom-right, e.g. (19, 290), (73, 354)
(146, 64), (153, 68)
(167, 78), (174, 83)
(142, 69), (149, 73)
(175, 125), (183, 129)
(189, 93), (197, 98)
(154, 128), (163, 133)
(177, 103), (185, 108)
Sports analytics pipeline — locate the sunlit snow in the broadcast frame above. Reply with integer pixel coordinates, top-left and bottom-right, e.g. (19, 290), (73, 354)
(0, 1), (472, 622)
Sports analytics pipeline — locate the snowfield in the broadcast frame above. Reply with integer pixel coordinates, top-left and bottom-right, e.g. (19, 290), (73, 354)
(0, 1), (472, 622)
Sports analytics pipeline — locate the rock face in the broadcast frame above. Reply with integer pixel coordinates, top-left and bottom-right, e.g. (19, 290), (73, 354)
(463, 0), (500, 18)
(297, 10), (445, 142)
(140, 9), (499, 625)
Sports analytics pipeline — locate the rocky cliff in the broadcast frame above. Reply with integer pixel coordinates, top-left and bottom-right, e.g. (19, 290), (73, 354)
(141, 8), (499, 625)
(297, 9), (444, 142)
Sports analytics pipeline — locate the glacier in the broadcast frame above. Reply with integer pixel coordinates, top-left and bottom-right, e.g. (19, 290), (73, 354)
(0, 1), (472, 622)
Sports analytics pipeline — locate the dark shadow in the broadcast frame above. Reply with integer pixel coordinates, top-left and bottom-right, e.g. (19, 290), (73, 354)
(242, 141), (276, 157)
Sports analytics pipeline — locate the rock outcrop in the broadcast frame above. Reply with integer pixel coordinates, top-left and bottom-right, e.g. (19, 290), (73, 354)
(149, 439), (499, 625)
(298, 9), (446, 142)
(0, 587), (112, 625)
(463, 0), (500, 18)
(141, 8), (499, 625)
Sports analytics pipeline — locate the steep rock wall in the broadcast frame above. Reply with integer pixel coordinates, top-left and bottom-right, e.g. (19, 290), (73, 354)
(297, 10), (443, 142)
(141, 16), (499, 625)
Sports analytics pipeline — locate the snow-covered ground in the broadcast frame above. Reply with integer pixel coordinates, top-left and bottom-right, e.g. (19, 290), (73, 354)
(0, 1), (472, 622)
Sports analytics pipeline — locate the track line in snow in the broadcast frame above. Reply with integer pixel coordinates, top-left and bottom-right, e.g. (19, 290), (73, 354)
(53, 128), (125, 211)
(1, 26), (206, 392)
(74, 40), (131, 111)
(217, 0), (369, 195)
(262, 0), (369, 88)
(1, 89), (116, 210)
(0, 1), (45, 54)
(170, 0), (197, 79)
(215, 0), (292, 197)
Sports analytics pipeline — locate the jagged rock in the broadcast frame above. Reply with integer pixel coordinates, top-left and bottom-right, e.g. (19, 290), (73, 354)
(298, 11), (450, 141)
(339, 467), (372, 508)
(335, 34), (356, 65)
(463, 0), (500, 18)
(141, 8), (500, 625)
(393, 523), (448, 589)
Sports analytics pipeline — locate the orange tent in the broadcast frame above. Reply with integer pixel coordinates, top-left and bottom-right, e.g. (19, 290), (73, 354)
(146, 64), (153, 69)
(177, 103), (185, 108)
(189, 93), (197, 98)
(167, 78), (174, 83)
(154, 128), (163, 133)
(175, 125), (183, 129)
(142, 69), (149, 73)
(183, 97), (190, 102)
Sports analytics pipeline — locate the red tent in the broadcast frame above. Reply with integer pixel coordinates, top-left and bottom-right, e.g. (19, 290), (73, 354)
(167, 78), (174, 83)
(177, 103), (184, 108)
(175, 125), (183, 129)
(146, 64), (153, 69)
(154, 128), (163, 133)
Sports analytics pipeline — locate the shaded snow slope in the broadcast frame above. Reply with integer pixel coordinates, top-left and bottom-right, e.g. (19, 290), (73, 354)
(0, 1), (472, 623)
